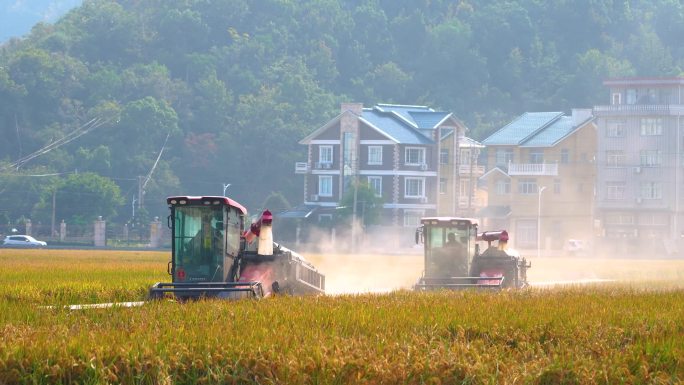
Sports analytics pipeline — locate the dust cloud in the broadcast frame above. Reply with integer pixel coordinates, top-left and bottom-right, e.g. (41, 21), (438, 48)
(288, 224), (684, 293)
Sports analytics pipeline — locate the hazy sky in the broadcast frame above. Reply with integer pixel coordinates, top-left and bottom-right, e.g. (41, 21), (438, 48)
(1, 0), (82, 42)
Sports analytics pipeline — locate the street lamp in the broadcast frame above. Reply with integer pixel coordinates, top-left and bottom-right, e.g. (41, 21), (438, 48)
(537, 185), (547, 259)
(222, 183), (231, 196)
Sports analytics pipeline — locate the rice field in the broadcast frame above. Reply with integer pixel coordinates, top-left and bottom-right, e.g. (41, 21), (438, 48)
(0, 248), (683, 384)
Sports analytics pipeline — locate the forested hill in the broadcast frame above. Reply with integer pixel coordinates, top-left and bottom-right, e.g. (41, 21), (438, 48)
(0, 0), (683, 226)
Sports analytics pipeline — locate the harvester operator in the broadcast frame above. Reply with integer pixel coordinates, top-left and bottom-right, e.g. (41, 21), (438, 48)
(446, 232), (460, 247)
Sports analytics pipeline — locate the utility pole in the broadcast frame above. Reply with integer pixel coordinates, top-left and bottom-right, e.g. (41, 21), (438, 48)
(132, 196), (137, 220)
(51, 189), (56, 237)
(137, 175), (144, 209)
(453, 125), (461, 215)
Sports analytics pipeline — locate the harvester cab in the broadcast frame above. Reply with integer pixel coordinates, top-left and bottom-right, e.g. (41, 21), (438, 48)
(149, 196), (325, 300)
(414, 217), (530, 290)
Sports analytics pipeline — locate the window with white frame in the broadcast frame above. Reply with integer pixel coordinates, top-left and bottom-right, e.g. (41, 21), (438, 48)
(626, 89), (637, 104)
(640, 118), (663, 136)
(496, 179), (511, 195)
(367, 176), (382, 197)
(319, 145), (333, 164)
(606, 182), (626, 200)
(529, 150), (544, 164)
(640, 150), (662, 167)
(495, 148), (514, 166)
(560, 149), (569, 164)
(553, 179), (561, 194)
(440, 149), (449, 165)
(516, 220), (537, 248)
(605, 213), (634, 225)
(460, 149), (471, 165)
(318, 175), (333, 197)
(459, 179), (470, 198)
(639, 213), (667, 226)
(405, 147), (425, 165)
(612, 93), (621, 105)
(403, 210), (424, 227)
(404, 177), (424, 198)
(517, 178), (538, 195)
(439, 178), (447, 194)
(368, 146), (383, 165)
(607, 120), (625, 137)
(606, 150), (625, 167)
(640, 182), (662, 199)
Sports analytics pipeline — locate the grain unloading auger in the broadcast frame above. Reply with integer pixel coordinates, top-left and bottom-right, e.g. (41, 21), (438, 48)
(149, 196), (325, 300)
(414, 217), (530, 291)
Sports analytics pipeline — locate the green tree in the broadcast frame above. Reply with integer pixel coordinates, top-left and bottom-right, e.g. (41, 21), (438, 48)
(33, 172), (124, 225)
(336, 181), (383, 227)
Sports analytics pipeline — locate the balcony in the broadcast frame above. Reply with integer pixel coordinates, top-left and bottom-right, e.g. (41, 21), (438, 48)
(508, 163), (558, 176)
(593, 104), (684, 116)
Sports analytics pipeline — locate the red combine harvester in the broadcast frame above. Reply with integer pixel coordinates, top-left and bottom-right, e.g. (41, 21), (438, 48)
(149, 196), (325, 299)
(414, 217), (530, 290)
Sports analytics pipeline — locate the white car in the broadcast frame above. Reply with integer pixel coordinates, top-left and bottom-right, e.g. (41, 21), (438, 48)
(566, 239), (586, 256)
(2, 235), (47, 247)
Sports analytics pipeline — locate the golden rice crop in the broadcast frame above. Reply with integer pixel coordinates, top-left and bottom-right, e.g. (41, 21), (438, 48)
(0, 249), (682, 384)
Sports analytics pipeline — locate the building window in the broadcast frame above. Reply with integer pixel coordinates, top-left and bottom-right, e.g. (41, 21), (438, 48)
(318, 214), (333, 224)
(495, 148), (514, 166)
(405, 147), (425, 166)
(640, 182), (662, 200)
(496, 179), (511, 195)
(403, 210), (424, 227)
(440, 149), (449, 165)
(626, 89), (637, 104)
(529, 150), (544, 164)
(606, 182), (626, 200)
(605, 213), (634, 225)
(640, 150), (662, 167)
(404, 177), (424, 198)
(606, 150), (625, 167)
(553, 179), (561, 194)
(560, 149), (569, 164)
(318, 175), (333, 197)
(612, 93), (621, 105)
(319, 145), (333, 164)
(439, 178), (447, 194)
(516, 220), (537, 248)
(459, 179), (470, 198)
(367, 176), (382, 197)
(460, 149), (472, 165)
(607, 120), (625, 137)
(639, 213), (667, 226)
(518, 178), (538, 195)
(368, 146), (382, 165)
(640, 118), (663, 136)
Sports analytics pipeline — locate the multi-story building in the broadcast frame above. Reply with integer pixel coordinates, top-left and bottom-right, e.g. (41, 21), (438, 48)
(437, 128), (485, 217)
(593, 77), (684, 253)
(294, 103), (483, 228)
(480, 110), (596, 252)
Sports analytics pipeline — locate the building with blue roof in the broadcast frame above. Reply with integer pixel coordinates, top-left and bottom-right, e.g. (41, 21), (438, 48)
(288, 102), (484, 234)
(479, 109), (596, 254)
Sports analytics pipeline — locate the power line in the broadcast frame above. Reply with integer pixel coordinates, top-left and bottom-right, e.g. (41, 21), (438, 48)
(3, 116), (113, 171)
